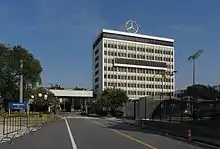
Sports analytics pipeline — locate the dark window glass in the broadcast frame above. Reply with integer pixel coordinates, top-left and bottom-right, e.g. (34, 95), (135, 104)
(114, 58), (167, 68)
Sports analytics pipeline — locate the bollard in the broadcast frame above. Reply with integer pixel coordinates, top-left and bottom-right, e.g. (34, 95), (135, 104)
(141, 120), (144, 127)
(188, 128), (192, 142)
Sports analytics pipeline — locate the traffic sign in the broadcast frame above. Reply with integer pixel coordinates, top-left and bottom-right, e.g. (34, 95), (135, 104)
(8, 102), (28, 110)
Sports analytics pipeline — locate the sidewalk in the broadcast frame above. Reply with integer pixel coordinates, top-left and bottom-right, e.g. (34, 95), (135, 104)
(0, 120), (71, 149)
(119, 118), (220, 148)
(0, 124), (28, 143)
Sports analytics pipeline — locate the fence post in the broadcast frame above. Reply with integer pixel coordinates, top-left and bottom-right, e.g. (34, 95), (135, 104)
(20, 114), (22, 132)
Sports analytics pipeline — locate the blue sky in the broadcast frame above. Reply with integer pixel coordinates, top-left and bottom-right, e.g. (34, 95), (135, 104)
(0, 0), (219, 89)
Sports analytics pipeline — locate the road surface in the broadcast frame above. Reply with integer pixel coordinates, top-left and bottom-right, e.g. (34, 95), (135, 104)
(0, 114), (214, 149)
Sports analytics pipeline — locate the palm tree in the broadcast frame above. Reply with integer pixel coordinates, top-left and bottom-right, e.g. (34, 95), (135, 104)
(188, 49), (203, 85)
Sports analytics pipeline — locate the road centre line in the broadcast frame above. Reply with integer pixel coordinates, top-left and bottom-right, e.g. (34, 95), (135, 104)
(92, 121), (157, 149)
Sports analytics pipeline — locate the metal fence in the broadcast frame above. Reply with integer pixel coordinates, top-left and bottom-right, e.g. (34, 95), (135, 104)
(124, 96), (220, 122)
(1, 113), (54, 143)
(3, 115), (22, 137)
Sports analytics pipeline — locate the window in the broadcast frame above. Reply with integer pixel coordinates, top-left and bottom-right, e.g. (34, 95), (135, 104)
(95, 63), (99, 69)
(95, 84), (99, 89)
(95, 49), (99, 55)
(95, 77), (99, 83)
(95, 56), (99, 61)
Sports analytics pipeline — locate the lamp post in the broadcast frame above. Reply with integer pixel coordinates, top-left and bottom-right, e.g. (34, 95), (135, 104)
(29, 95), (35, 112)
(169, 70), (177, 100)
(38, 93), (49, 111)
(168, 70), (177, 121)
(144, 96), (147, 120)
(160, 70), (167, 120)
(188, 49), (203, 120)
(188, 49), (203, 86)
(152, 74), (157, 115)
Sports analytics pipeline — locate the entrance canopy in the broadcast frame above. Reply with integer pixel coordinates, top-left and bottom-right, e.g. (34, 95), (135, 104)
(49, 89), (93, 98)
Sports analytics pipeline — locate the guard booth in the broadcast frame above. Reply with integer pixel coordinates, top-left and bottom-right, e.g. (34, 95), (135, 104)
(49, 89), (93, 112)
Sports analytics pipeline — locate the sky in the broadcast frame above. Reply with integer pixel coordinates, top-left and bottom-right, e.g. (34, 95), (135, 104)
(0, 0), (220, 90)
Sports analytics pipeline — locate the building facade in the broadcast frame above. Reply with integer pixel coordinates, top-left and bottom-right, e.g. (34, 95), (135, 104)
(92, 29), (175, 99)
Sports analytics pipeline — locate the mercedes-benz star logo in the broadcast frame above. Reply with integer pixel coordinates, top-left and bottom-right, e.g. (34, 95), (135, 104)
(125, 20), (139, 34)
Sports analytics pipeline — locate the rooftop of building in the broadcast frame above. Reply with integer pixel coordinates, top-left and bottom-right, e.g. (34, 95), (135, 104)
(93, 28), (174, 44)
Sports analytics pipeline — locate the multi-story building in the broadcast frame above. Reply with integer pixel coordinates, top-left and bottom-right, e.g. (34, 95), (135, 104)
(92, 29), (175, 99)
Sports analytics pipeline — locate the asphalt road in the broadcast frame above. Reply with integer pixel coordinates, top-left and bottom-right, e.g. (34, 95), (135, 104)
(0, 114), (214, 149)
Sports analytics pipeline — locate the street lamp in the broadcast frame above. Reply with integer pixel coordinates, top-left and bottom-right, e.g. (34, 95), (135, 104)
(38, 93), (42, 98)
(144, 96), (147, 120)
(160, 70), (167, 120)
(169, 70), (177, 100)
(188, 49), (203, 120)
(44, 94), (48, 100)
(188, 49), (203, 86)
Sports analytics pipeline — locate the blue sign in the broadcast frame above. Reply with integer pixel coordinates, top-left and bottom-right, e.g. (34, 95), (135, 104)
(8, 102), (28, 110)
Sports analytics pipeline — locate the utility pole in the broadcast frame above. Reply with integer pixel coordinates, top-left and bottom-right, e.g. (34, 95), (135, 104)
(19, 60), (23, 103)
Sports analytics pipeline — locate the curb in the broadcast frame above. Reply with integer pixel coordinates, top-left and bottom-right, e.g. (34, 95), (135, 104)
(121, 120), (220, 149)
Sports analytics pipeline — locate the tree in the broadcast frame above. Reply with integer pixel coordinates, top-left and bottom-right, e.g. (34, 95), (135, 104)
(48, 83), (64, 90)
(0, 44), (42, 106)
(184, 84), (220, 100)
(73, 86), (87, 90)
(184, 84), (220, 120)
(98, 88), (128, 116)
(30, 87), (59, 112)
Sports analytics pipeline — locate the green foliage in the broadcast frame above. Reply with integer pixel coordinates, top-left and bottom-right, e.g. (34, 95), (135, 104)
(48, 83), (64, 90)
(94, 88), (128, 116)
(0, 44), (42, 101)
(184, 84), (220, 100)
(31, 87), (58, 106)
(73, 86), (87, 90)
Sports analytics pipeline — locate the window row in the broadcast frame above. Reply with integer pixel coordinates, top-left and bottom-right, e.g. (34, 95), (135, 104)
(104, 66), (174, 74)
(105, 82), (173, 89)
(104, 74), (173, 82)
(104, 43), (173, 55)
(128, 91), (170, 96)
(104, 51), (173, 62)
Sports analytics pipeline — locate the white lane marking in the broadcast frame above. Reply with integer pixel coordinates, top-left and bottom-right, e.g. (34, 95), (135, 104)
(92, 121), (108, 127)
(64, 118), (78, 149)
(59, 115), (100, 120)
(58, 116), (65, 119)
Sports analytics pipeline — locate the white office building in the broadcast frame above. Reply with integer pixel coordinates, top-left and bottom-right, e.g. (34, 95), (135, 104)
(92, 28), (175, 99)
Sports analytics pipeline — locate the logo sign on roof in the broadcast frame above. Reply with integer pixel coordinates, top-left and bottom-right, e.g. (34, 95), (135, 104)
(125, 20), (139, 34)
